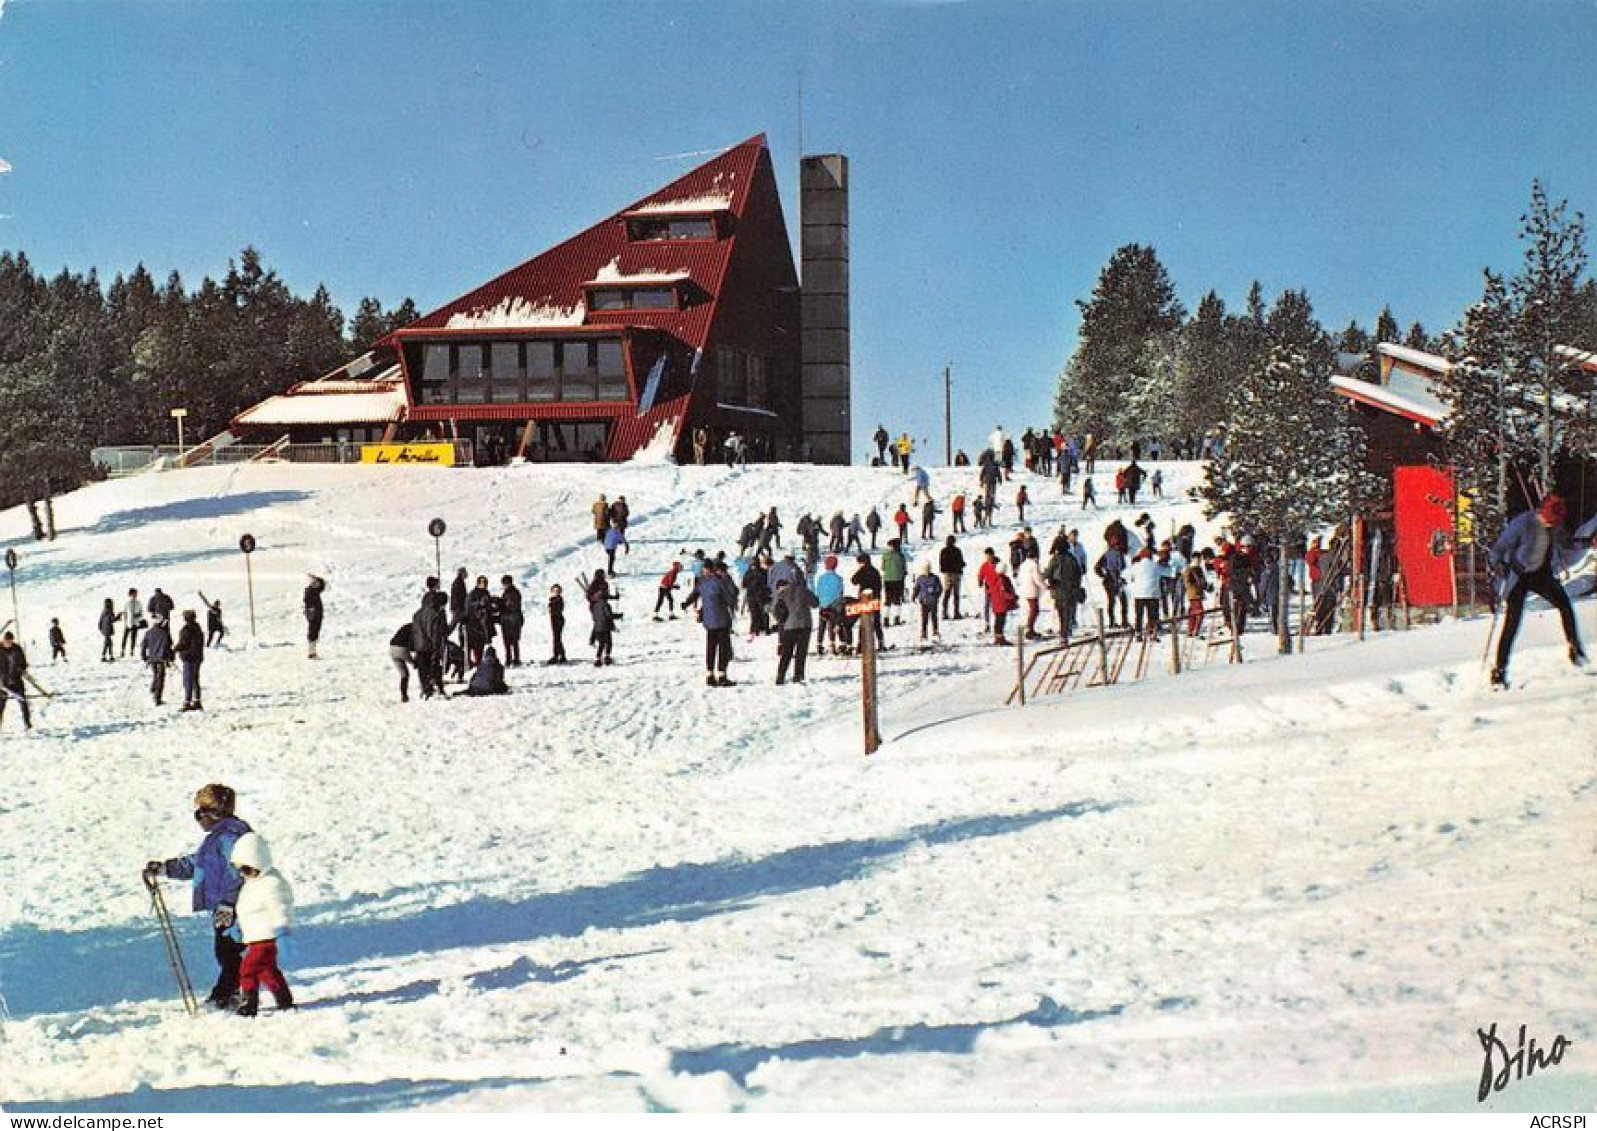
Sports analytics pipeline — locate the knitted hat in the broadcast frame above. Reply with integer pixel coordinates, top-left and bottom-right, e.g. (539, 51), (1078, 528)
(1539, 494), (1568, 524)
(825, 555), (838, 569)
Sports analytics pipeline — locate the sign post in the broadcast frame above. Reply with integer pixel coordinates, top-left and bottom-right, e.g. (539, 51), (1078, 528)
(428, 518), (447, 581)
(238, 534), (257, 639)
(1015, 627), (1026, 705)
(848, 596), (883, 755)
(4, 547), (19, 643)
(170, 407), (188, 454)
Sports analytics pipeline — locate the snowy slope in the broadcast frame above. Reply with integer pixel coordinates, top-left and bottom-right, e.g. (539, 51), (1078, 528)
(0, 460), (1592, 1113)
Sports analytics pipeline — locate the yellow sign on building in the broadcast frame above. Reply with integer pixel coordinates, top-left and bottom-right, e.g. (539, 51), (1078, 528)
(361, 443), (456, 467)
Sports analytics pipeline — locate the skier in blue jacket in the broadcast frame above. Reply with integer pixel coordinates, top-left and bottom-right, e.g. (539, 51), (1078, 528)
(1488, 495), (1586, 687)
(145, 783), (252, 1008)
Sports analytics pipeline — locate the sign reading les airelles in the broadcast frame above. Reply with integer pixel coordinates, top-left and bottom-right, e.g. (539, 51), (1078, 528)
(361, 443), (456, 467)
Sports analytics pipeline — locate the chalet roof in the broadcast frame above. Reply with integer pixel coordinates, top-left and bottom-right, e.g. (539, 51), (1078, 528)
(1330, 371), (1447, 428)
(1377, 342), (1452, 374)
(385, 136), (771, 352)
(1555, 344), (1597, 373)
(232, 365), (407, 428)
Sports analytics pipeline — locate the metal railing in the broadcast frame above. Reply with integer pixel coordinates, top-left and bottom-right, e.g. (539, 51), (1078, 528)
(92, 440), (475, 476)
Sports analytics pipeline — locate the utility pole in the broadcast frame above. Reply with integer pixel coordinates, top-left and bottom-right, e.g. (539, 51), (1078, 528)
(944, 365), (952, 466)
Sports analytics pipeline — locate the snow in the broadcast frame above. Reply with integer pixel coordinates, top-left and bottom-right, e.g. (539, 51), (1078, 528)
(1376, 342), (1452, 374)
(624, 193), (734, 217)
(1329, 374), (1446, 427)
(232, 372), (407, 428)
(624, 420), (680, 466)
(444, 298), (586, 330)
(0, 459), (1592, 1113)
(589, 257), (690, 287)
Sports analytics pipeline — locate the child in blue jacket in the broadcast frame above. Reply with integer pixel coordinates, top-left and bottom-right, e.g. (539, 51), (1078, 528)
(145, 783), (252, 1008)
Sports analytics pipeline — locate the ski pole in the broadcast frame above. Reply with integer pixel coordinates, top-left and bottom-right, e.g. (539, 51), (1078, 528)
(143, 872), (200, 1017)
(1480, 572), (1504, 674)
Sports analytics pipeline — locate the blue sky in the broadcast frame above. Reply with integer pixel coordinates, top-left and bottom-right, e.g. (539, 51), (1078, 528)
(1, 0), (1593, 456)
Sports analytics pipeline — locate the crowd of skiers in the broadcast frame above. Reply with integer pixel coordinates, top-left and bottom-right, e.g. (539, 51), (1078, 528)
(9, 445), (1590, 725)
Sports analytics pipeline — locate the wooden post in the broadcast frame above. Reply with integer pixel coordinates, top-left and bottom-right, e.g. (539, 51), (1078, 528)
(244, 555), (257, 639)
(516, 419), (537, 460)
(1094, 609), (1110, 684)
(860, 609), (881, 755)
(1169, 608), (1181, 674)
(1015, 626), (1027, 705)
(1296, 555), (1309, 654)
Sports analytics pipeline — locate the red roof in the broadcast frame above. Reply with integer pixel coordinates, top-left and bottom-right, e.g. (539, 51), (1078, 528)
(385, 134), (769, 356)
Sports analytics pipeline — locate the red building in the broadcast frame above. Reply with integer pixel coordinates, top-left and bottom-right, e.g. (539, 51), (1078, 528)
(235, 134), (828, 463)
(1331, 344), (1457, 607)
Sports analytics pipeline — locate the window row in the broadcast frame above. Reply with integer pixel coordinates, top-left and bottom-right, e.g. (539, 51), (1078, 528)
(417, 339), (629, 404)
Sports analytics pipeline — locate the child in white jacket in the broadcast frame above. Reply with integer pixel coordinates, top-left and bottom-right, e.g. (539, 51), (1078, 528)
(229, 832), (295, 1016)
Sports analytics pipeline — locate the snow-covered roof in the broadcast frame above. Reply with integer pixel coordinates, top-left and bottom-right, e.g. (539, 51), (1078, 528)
(234, 365), (407, 427)
(1376, 342), (1452, 374)
(622, 192), (734, 217)
(1330, 373), (1447, 427)
(1555, 344), (1597, 373)
(587, 257), (691, 287)
(444, 297), (587, 330)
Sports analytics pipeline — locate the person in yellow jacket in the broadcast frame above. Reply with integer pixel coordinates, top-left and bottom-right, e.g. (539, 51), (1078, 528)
(895, 433), (914, 474)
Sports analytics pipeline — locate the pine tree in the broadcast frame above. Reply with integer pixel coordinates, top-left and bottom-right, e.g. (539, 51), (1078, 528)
(1509, 180), (1589, 482)
(1374, 306), (1401, 344)
(349, 296), (418, 353)
(1436, 270), (1522, 545)
(1054, 243), (1185, 439)
(1202, 345), (1375, 653)
(1336, 320), (1371, 355)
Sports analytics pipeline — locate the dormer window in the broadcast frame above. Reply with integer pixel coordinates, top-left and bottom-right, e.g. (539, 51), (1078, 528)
(626, 215), (717, 241)
(590, 286), (678, 311)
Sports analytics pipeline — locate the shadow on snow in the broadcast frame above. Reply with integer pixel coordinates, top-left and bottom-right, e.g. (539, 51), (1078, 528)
(0, 800), (1121, 1018)
(83, 491), (314, 536)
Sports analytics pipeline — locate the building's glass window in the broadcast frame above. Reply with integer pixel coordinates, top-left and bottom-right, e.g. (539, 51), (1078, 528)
(589, 286), (677, 311)
(562, 340), (598, 401)
(630, 288), (675, 309)
(596, 340), (627, 400)
(490, 341), (522, 403)
(626, 216), (715, 241)
(456, 343), (487, 404)
(527, 341), (557, 402)
(421, 343), (451, 404)
(533, 421), (610, 461)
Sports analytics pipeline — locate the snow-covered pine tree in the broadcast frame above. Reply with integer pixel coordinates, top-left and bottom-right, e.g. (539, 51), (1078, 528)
(1436, 270), (1523, 545)
(1120, 333), (1182, 445)
(1510, 180), (1588, 483)
(1053, 244), (1185, 440)
(1203, 346), (1373, 653)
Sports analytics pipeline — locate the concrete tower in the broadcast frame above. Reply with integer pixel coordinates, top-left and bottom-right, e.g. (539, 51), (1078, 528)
(800, 154), (851, 464)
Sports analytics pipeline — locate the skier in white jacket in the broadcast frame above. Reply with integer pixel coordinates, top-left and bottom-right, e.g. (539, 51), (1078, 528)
(1125, 549), (1166, 640)
(230, 832), (295, 1016)
(1017, 550), (1046, 639)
